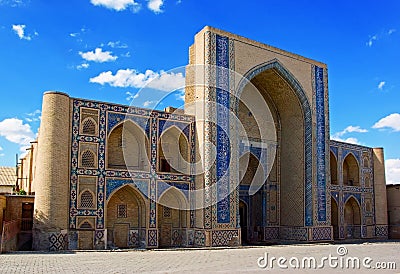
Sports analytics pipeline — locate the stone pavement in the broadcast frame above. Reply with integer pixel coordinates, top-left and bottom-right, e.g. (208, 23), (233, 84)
(0, 242), (399, 273)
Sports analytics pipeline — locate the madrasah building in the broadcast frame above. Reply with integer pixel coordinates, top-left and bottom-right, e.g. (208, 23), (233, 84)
(4, 27), (390, 251)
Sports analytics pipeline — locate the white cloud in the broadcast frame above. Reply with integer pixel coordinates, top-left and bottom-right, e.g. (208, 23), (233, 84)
(25, 109), (41, 122)
(126, 91), (139, 101)
(70, 33), (78, 37)
(90, 0), (141, 12)
(175, 90), (185, 101)
(77, 63), (90, 70)
(0, 0), (28, 7)
(331, 136), (360, 145)
(121, 52), (131, 58)
(12, 24), (37, 40)
(79, 48), (118, 63)
(0, 118), (35, 146)
(333, 125), (368, 137)
(378, 81), (386, 90)
(147, 0), (164, 13)
(388, 29), (396, 35)
(0, 146), (3, 151)
(331, 125), (368, 145)
(107, 41), (128, 48)
(386, 159), (400, 185)
(372, 113), (400, 132)
(143, 100), (155, 107)
(90, 69), (185, 91)
(366, 35), (377, 47)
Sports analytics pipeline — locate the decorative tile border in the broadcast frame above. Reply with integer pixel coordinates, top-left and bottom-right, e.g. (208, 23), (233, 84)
(315, 66), (327, 222)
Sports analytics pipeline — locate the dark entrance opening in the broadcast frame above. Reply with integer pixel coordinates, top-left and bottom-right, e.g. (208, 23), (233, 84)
(19, 202), (34, 250)
(239, 200), (248, 244)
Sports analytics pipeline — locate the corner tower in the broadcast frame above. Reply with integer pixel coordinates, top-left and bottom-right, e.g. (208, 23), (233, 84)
(33, 91), (72, 250)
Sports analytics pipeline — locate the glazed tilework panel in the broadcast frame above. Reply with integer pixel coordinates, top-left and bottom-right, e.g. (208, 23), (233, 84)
(211, 230), (239, 246)
(107, 112), (150, 137)
(69, 99), (196, 238)
(315, 66), (327, 222)
(106, 179), (149, 200)
(280, 227), (308, 241)
(312, 227), (332, 241)
(215, 34), (231, 224)
(49, 232), (67, 251)
(194, 230), (206, 246)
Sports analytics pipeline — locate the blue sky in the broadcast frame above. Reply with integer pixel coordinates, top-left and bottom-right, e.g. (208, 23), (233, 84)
(0, 0), (399, 183)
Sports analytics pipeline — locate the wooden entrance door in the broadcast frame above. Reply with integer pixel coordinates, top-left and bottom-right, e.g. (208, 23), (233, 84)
(114, 224), (129, 248)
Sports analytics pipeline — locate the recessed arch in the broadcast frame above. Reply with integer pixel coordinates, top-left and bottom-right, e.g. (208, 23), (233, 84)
(237, 60), (313, 227)
(343, 153), (360, 186)
(344, 196), (361, 239)
(106, 184), (147, 248)
(158, 125), (189, 173)
(158, 186), (189, 247)
(107, 120), (150, 171)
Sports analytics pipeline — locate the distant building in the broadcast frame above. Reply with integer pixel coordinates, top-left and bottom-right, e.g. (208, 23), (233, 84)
(0, 167), (17, 194)
(387, 184), (400, 239)
(2, 27), (390, 251)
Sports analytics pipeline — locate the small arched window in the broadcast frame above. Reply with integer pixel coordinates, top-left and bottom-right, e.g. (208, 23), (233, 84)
(81, 150), (95, 168)
(82, 118), (96, 135)
(80, 190), (94, 208)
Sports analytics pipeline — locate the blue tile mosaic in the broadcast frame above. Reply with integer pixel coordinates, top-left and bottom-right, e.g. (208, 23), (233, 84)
(315, 66), (327, 222)
(216, 35), (231, 224)
(106, 179), (149, 200)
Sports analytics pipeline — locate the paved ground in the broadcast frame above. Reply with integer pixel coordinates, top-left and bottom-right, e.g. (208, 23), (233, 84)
(0, 242), (399, 273)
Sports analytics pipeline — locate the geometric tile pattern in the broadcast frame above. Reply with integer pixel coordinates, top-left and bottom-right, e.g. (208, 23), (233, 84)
(211, 230), (239, 246)
(375, 225), (388, 237)
(49, 232), (66, 251)
(279, 227), (308, 241)
(147, 229), (157, 247)
(194, 230), (206, 247)
(264, 227), (279, 240)
(312, 227), (332, 241)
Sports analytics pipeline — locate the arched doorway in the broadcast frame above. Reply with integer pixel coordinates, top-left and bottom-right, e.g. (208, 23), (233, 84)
(344, 197), (361, 239)
(158, 187), (189, 247)
(331, 197), (339, 239)
(343, 154), (360, 186)
(106, 185), (146, 248)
